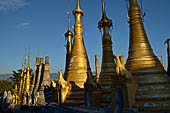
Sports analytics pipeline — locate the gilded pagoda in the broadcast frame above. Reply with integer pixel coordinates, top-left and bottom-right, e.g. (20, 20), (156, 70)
(4, 0), (170, 112)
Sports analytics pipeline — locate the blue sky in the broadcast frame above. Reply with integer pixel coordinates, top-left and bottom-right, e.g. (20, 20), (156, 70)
(0, 0), (170, 74)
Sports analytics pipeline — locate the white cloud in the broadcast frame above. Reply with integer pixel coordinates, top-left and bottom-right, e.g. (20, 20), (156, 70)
(16, 22), (30, 29)
(0, 0), (29, 11)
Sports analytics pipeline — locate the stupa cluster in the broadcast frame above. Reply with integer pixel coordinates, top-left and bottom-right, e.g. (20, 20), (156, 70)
(2, 0), (170, 112)
(2, 55), (51, 109)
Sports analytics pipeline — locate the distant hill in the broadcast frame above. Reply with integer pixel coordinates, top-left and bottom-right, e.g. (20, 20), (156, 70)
(0, 73), (59, 80)
(0, 72), (96, 81)
(0, 73), (12, 80)
(50, 73), (59, 80)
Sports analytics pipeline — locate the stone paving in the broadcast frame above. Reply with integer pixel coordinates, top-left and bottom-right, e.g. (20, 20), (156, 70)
(2, 101), (170, 113)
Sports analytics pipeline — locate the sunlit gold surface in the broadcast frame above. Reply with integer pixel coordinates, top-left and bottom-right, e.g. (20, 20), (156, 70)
(22, 56), (27, 94)
(126, 0), (164, 72)
(64, 13), (73, 79)
(126, 0), (170, 110)
(25, 56), (31, 93)
(58, 71), (70, 104)
(66, 0), (91, 88)
(18, 64), (24, 97)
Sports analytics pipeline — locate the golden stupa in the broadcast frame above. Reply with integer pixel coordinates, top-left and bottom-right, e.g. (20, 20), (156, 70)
(66, 0), (91, 89)
(126, 0), (170, 110)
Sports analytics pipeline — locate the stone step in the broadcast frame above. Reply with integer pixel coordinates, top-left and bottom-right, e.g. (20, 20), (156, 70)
(135, 100), (170, 111)
(70, 87), (84, 92)
(138, 84), (170, 91)
(101, 99), (112, 103)
(100, 100), (112, 106)
(63, 99), (85, 106)
(132, 70), (165, 76)
(132, 72), (170, 111)
(69, 91), (84, 95)
(135, 74), (170, 85)
(137, 89), (170, 95)
(100, 82), (113, 86)
(64, 84), (85, 107)
(98, 73), (114, 107)
(67, 97), (85, 100)
(63, 102), (85, 107)
(136, 92), (170, 101)
(99, 93), (112, 106)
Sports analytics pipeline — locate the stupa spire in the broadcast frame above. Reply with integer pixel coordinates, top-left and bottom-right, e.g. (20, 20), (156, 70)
(22, 55), (27, 94)
(97, 0), (115, 106)
(126, 0), (164, 72)
(27, 55), (30, 71)
(98, 0), (115, 77)
(18, 64), (24, 97)
(98, 0), (112, 29)
(129, 0), (138, 5)
(66, 0), (91, 88)
(38, 48), (40, 58)
(25, 54), (31, 93)
(73, 0), (84, 16)
(68, 14), (71, 31)
(23, 49), (27, 72)
(64, 5), (73, 78)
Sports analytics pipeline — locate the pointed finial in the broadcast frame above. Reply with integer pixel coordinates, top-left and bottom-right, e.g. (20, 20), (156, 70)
(66, 11), (71, 32)
(65, 10), (73, 38)
(24, 55), (27, 72)
(73, 0), (84, 16)
(98, 0), (112, 28)
(27, 48), (30, 70)
(68, 14), (71, 31)
(27, 55), (30, 70)
(21, 63), (24, 78)
(38, 48), (40, 58)
(129, 0), (138, 5)
(77, 0), (80, 9)
(67, 0), (71, 29)
(24, 48), (27, 70)
(102, 0), (106, 19)
(35, 49), (40, 65)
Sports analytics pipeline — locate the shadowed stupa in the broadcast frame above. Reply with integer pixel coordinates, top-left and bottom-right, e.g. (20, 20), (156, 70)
(98, 0), (115, 106)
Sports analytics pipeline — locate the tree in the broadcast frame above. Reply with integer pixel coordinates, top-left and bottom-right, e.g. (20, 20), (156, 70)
(0, 80), (13, 96)
(10, 70), (21, 86)
(10, 69), (33, 87)
(0, 69), (33, 96)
